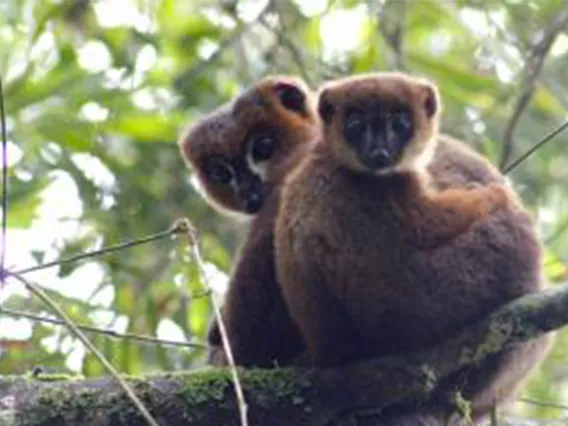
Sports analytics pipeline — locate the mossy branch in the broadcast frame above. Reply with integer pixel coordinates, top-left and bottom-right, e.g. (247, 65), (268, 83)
(0, 284), (566, 426)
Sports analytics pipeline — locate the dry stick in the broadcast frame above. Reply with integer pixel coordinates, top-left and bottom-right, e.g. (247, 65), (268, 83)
(7, 271), (161, 426)
(0, 306), (207, 350)
(499, 8), (568, 170)
(503, 118), (568, 174)
(13, 223), (181, 275)
(176, 218), (249, 426)
(0, 75), (8, 287)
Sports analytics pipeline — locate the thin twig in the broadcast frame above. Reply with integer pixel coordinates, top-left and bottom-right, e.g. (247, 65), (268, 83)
(173, 27), (246, 91)
(259, 15), (314, 87)
(0, 75), (8, 287)
(0, 306), (208, 349)
(485, 11), (526, 52)
(176, 218), (249, 426)
(377, 0), (407, 71)
(173, 2), (273, 89)
(519, 397), (568, 411)
(13, 222), (185, 275)
(503, 118), (568, 174)
(7, 271), (161, 426)
(499, 9), (568, 170)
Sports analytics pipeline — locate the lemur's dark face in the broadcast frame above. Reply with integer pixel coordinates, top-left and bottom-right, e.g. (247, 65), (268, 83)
(202, 128), (278, 214)
(340, 101), (414, 170)
(317, 73), (439, 174)
(182, 78), (316, 215)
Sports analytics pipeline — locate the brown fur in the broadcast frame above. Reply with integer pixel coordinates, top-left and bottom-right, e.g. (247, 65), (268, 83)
(274, 72), (549, 421)
(179, 75), (317, 215)
(178, 75), (319, 366)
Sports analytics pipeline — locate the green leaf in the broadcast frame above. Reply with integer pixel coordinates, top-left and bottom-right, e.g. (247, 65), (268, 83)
(478, 137), (501, 165)
(107, 112), (184, 142)
(83, 351), (105, 377)
(201, 234), (232, 272)
(542, 246), (566, 282)
(30, 113), (97, 152)
(116, 283), (136, 315)
(31, 250), (46, 265)
(302, 17), (322, 53)
(7, 192), (41, 228)
(532, 87), (565, 116)
(5, 176), (48, 228)
(408, 52), (500, 94)
(31, 1), (66, 44)
(5, 65), (86, 113)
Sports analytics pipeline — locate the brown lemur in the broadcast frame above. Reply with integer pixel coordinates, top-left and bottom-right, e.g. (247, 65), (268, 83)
(178, 75), (319, 367)
(274, 72), (549, 422)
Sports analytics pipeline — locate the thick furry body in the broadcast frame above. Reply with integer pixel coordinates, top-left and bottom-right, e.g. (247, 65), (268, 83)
(274, 73), (549, 421)
(276, 139), (541, 362)
(209, 133), (546, 371)
(207, 188), (304, 367)
(178, 76), (317, 367)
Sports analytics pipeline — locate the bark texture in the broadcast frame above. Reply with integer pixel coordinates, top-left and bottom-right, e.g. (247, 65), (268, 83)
(0, 285), (565, 426)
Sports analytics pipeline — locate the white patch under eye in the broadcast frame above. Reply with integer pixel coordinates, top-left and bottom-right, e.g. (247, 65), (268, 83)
(375, 137), (437, 176)
(246, 148), (268, 180)
(395, 137), (436, 174)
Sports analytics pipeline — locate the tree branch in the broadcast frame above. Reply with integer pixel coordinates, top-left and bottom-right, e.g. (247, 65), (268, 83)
(2, 284), (566, 426)
(377, 0), (407, 71)
(499, 9), (568, 170)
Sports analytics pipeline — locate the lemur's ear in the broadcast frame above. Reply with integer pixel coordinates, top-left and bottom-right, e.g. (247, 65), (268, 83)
(420, 82), (440, 119)
(317, 88), (335, 123)
(274, 81), (306, 113)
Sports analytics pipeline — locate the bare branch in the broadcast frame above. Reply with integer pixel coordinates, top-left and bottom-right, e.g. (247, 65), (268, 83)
(503, 118), (568, 174)
(377, 0), (407, 71)
(499, 9), (568, 170)
(7, 271), (161, 426)
(11, 220), (186, 276)
(173, 2), (273, 89)
(0, 74), (8, 288)
(1, 284), (566, 426)
(259, 14), (314, 87)
(313, 285), (565, 423)
(0, 306), (208, 350)
(175, 218), (249, 426)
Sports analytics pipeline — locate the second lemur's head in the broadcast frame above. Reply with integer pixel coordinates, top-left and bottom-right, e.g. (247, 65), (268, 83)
(179, 76), (318, 216)
(317, 72), (441, 175)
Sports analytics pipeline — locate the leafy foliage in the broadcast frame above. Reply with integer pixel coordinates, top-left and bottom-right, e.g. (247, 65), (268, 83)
(1, 0), (567, 422)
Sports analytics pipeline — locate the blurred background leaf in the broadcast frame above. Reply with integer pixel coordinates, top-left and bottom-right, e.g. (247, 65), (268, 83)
(0, 0), (567, 423)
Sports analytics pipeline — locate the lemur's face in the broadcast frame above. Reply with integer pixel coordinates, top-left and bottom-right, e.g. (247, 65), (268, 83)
(318, 73), (440, 174)
(180, 77), (318, 215)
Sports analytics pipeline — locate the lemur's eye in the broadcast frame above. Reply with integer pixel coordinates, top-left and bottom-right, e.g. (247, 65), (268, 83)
(251, 135), (276, 162)
(390, 110), (412, 138)
(205, 157), (233, 185)
(344, 111), (365, 141)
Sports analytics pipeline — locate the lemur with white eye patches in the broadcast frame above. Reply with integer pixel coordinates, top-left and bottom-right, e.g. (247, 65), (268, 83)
(178, 75), (319, 367)
(275, 72), (549, 423)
